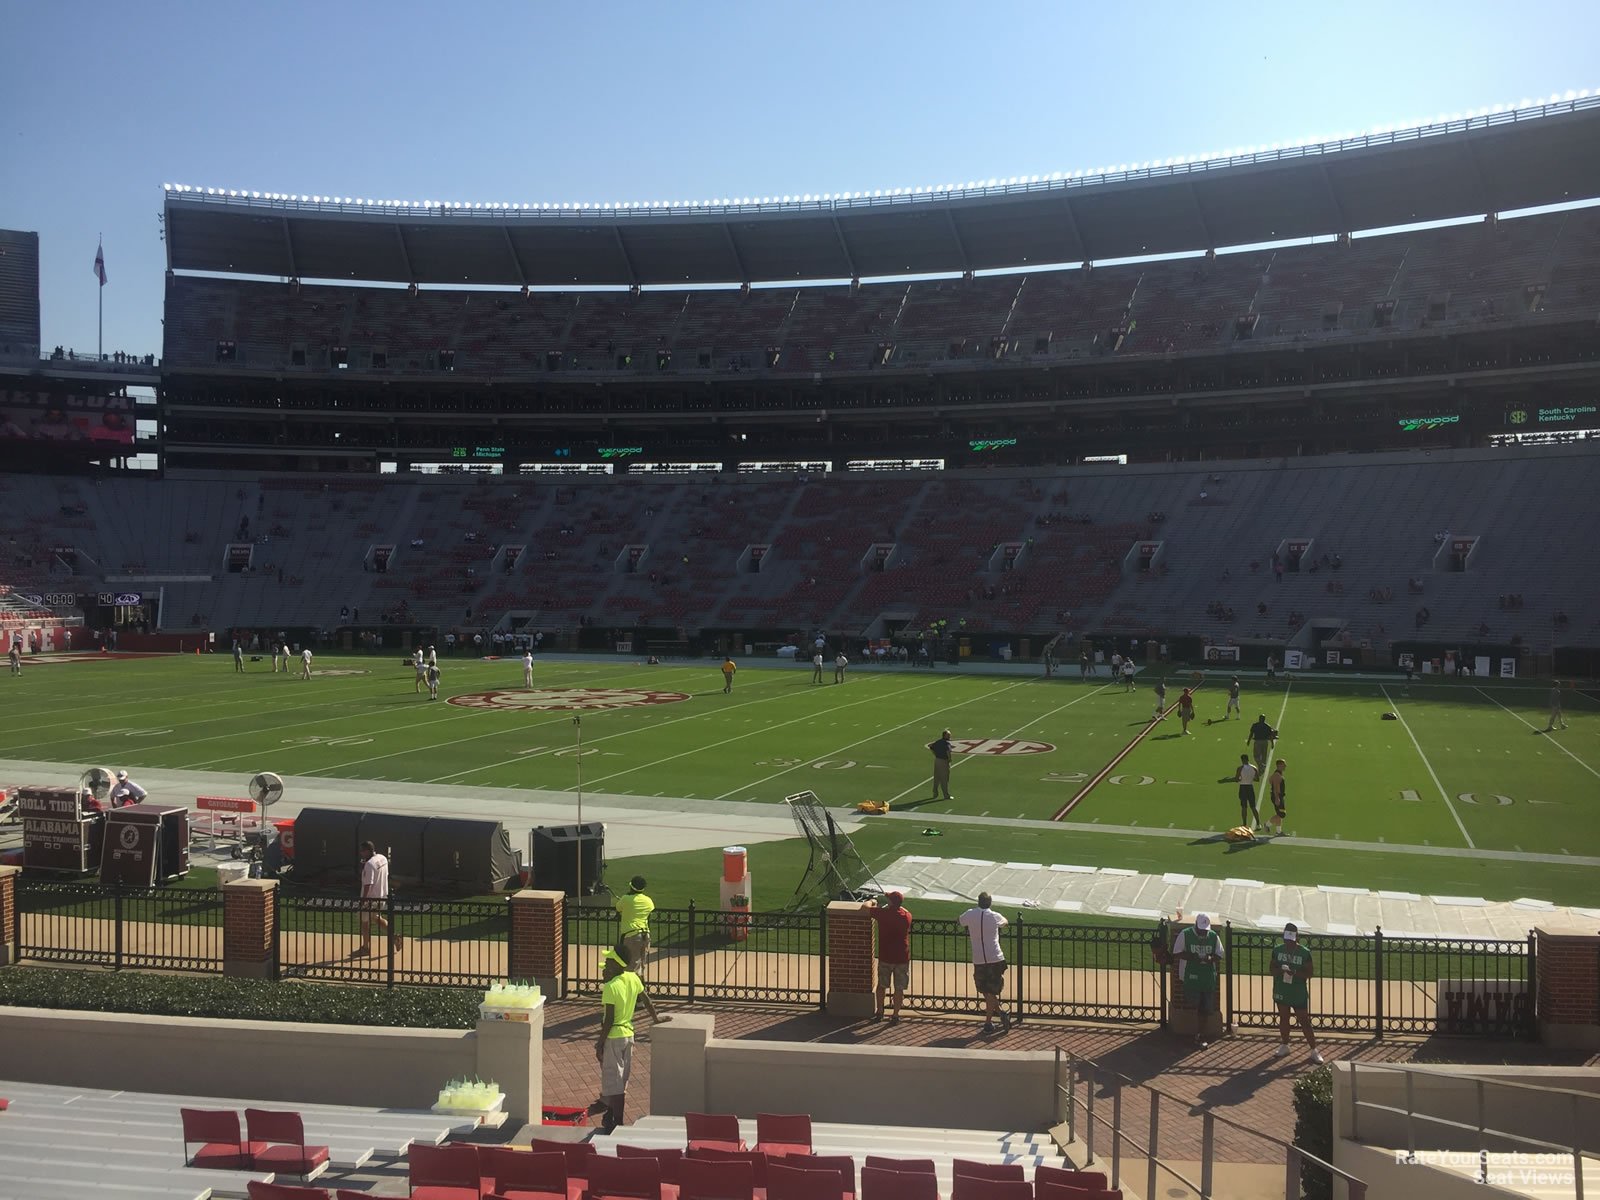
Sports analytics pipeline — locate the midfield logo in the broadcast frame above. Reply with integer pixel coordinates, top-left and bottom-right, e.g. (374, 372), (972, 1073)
(448, 687), (692, 712)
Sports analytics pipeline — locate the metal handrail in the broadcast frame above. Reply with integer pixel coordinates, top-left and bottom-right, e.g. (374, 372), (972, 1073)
(1348, 1061), (1594, 1195)
(1054, 1047), (1369, 1200)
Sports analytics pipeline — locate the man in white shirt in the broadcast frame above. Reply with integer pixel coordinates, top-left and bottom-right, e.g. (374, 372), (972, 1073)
(957, 892), (1010, 1035)
(354, 841), (402, 956)
(523, 650), (535, 689)
(834, 652), (848, 684)
(413, 647), (426, 693)
(811, 651), (824, 685)
(109, 769), (147, 808)
(300, 647), (313, 680)
(1234, 754), (1262, 829)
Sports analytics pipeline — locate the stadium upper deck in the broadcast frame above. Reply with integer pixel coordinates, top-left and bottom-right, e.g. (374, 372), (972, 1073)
(162, 98), (1600, 286)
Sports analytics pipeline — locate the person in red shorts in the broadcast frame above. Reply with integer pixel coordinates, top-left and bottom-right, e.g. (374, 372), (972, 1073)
(862, 891), (913, 1023)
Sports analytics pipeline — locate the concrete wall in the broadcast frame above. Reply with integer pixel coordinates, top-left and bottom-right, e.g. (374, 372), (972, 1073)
(0, 1005), (541, 1119)
(1333, 1061), (1600, 1156)
(652, 1014), (1060, 1131)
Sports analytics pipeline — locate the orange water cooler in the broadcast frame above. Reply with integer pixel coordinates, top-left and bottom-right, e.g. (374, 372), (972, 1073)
(720, 845), (751, 940)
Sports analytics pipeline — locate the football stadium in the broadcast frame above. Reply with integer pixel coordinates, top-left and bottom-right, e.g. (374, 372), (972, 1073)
(2, 45), (1599, 1200)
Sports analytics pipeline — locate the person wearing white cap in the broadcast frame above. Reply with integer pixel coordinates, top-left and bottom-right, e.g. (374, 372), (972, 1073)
(109, 770), (147, 808)
(1173, 913), (1224, 1047)
(1271, 923), (1323, 1063)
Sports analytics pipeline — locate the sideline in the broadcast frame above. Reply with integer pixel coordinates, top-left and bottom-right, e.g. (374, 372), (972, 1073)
(1380, 686), (1475, 849)
(1051, 682), (1204, 820)
(1475, 686), (1599, 781)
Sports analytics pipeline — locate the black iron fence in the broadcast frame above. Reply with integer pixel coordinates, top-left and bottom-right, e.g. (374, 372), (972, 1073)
(1224, 923), (1536, 1038)
(15, 880), (224, 974)
(276, 890), (509, 990)
(7, 879), (1536, 1037)
(565, 902), (825, 1007)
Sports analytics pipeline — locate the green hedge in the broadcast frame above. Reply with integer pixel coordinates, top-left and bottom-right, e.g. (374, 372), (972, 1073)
(1292, 1064), (1334, 1200)
(0, 968), (480, 1029)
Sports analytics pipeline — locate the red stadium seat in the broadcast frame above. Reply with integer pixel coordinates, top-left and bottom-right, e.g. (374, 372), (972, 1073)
(686, 1113), (747, 1153)
(585, 1153), (664, 1200)
(677, 1156), (755, 1200)
(245, 1108), (331, 1180)
(784, 1155), (854, 1199)
(950, 1180), (1031, 1200)
(859, 1166), (939, 1200)
(180, 1108), (258, 1171)
(766, 1162), (843, 1200)
(409, 1141), (486, 1200)
(687, 1149), (768, 1189)
(862, 1159), (935, 1177)
(248, 1183), (333, 1200)
(617, 1145), (684, 1186)
(482, 1148), (569, 1200)
(1031, 1168), (1107, 1194)
(754, 1114), (812, 1158)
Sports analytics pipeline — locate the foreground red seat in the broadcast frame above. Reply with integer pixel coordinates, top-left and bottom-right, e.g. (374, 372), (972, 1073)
(586, 1153), (664, 1200)
(483, 1147), (569, 1200)
(1033, 1185), (1119, 1200)
(617, 1145), (684, 1188)
(248, 1183), (332, 1200)
(686, 1113), (747, 1154)
(687, 1148), (768, 1188)
(529, 1136), (598, 1200)
(784, 1156), (854, 1200)
(862, 1159), (934, 1178)
(410, 1141), (486, 1200)
(860, 1167), (938, 1200)
(754, 1115), (812, 1159)
(767, 1162), (843, 1200)
(950, 1180), (1031, 1200)
(246, 1108), (331, 1180)
(181, 1108), (258, 1171)
(677, 1156), (755, 1200)
(1032, 1167), (1109, 1196)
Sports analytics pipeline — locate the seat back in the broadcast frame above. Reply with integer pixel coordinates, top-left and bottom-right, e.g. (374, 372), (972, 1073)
(410, 1141), (483, 1189)
(767, 1161), (844, 1200)
(863, 1158), (935, 1177)
(1033, 1168), (1107, 1193)
(247, 1183), (332, 1200)
(952, 1163), (1025, 1183)
(528, 1136), (598, 1181)
(482, 1147), (567, 1194)
(686, 1113), (744, 1142)
(785, 1155), (855, 1197)
(245, 1108), (306, 1147)
(616, 1145), (683, 1185)
(951, 1180), (1032, 1200)
(1034, 1184), (1116, 1200)
(755, 1113), (813, 1150)
(688, 1148), (769, 1187)
(181, 1107), (241, 1147)
(860, 1166), (938, 1200)
(677, 1156), (755, 1200)
(588, 1153), (664, 1200)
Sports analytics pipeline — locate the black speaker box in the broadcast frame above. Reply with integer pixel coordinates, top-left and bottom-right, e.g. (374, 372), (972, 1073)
(530, 822), (605, 896)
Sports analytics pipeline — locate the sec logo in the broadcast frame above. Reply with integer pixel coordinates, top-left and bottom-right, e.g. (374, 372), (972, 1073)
(950, 738), (1055, 756)
(448, 687), (691, 712)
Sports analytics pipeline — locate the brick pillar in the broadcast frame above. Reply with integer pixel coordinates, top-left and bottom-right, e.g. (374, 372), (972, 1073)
(826, 901), (874, 1018)
(223, 878), (276, 979)
(510, 889), (565, 999)
(1535, 927), (1600, 1049)
(0, 864), (18, 967)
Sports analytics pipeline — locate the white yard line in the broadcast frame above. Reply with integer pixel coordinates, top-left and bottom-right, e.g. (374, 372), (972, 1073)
(1475, 686), (1600, 781)
(1381, 685), (1475, 849)
(884, 682), (1118, 805)
(714, 678), (1037, 801)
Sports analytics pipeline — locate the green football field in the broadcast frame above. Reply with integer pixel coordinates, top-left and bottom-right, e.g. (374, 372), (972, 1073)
(4, 652), (1597, 910)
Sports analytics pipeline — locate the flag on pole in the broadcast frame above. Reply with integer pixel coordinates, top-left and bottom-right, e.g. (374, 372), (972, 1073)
(94, 242), (108, 287)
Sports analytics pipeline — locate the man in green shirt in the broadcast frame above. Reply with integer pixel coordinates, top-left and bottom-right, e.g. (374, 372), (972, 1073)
(614, 875), (655, 977)
(1173, 912), (1224, 1048)
(593, 948), (667, 1133)
(1271, 923), (1323, 1063)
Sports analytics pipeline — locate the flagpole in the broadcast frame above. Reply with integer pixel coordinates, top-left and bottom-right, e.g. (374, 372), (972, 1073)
(97, 234), (103, 362)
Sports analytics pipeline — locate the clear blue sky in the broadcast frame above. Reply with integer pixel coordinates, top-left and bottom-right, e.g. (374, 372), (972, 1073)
(8, 0), (1597, 358)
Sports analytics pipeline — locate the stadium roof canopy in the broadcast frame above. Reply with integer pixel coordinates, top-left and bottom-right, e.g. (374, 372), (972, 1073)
(165, 98), (1600, 288)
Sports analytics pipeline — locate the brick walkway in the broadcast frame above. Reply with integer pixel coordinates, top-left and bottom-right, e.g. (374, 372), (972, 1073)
(538, 1000), (1600, 1165)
